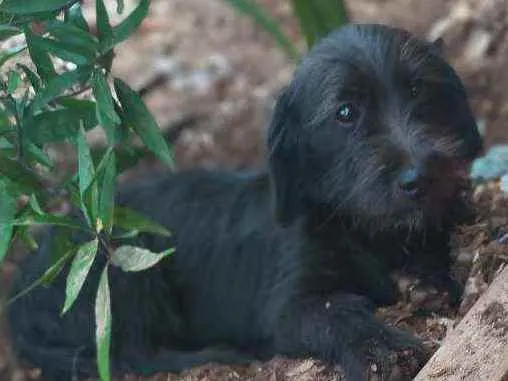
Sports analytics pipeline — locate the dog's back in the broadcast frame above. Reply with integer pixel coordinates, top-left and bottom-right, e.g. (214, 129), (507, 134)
(7, 170), (289, 379)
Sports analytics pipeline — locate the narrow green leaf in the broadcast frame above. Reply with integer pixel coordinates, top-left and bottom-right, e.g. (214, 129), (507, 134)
(0, 113), (11, 134)
(92, 70), (120, 142)
(224, 0), (298, 60)
(0, 155), (40, 193)
(76, 125), (95, 198)
(46, 20), (99, 55)
(95, 265), (112, 381)
(31, 65), (92, 112)
(114, 207), (171, 237)
(28, 106), (97, 144)
(0, 10), (59, 24)
(28, 34), (93, 66)
(114, 78), (174, 167)
(0, 136), (50, 168)
(62, 238), (99, 314)
(7, 248), (75, 306)
(113, 0), (148, 45)
(0, 25), (21, 41)
(6, 70), (21, 94)
(0, 223), (14, 264)
(26, 142), (53, 168)
(290, 0), (348, 48)
(56, 98), (99, 132)
(16, 63), (41, 92)
(0, 179), (16, 263)
(111, 245), (174, 272)
(16, 225), (39, 251)
(65, 2), (89, 31)
(24, 26), (56, 83)
(12, 213), (88, 231)
(97, 49), (115, 74)
(0, 0), (72, 14)
(96, 0), (114, 52)
(76, 125), (98, 225)
(28, 194), (44, 215)
(41, 247), (74, 284)
(97, 150), (116, 234)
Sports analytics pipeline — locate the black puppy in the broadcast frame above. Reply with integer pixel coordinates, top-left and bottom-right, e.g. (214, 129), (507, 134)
(7, 23), (482, 381)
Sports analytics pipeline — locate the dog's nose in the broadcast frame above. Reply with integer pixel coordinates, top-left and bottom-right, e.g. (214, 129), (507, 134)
(398, 167), (426, 198)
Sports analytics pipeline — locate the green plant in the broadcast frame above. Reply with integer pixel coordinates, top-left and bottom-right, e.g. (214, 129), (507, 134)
(225, 0), (349, 60)
(0, 1), (175, 380)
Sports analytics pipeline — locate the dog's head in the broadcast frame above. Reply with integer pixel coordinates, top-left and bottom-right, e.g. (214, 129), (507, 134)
(267, 23), (482, 230)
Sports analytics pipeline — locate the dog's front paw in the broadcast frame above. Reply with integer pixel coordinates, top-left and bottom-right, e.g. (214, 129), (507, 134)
(357, 325), (430, 381)
(395, 273), (462, 311)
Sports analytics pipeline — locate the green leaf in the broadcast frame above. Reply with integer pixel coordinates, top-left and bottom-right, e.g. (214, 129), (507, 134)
(0, 179), (16, 264)
(7, 247), (76, 306)
(26, 142), (53, 168)
(96, 0), (114, 52)
(65, 2), (89, 31)
(0, 44), (27, 68)
(95, 265), (112, 381)
(12, 213), (88, 231)
(76, 125), (98, 226)
(224, 0), (298, 60)
(0, 25), (21, 41)
(290, 0), (348, 48)
(0, 0), (72, 14)
(0, 10), (59, 25)
(111, 245), (174, 272)
(92, 70), (120, 142)
(28, 194), (44, 215)
(41, 247), (74, 285)
(28, 34), (94, 66)
(24, 26), (56, 83)
(0, 155), (40, 193)
(113, 0), (148, 45)
(114, 207), (171, 237)
(0, 112), (11, 134)
(6, 70), (21, 94)
(16, 225), (39, 251)
(62, 238), (99, 314)
(16, 63), (41, 92)
(97, 149), (116, 234)
(27, 106), (97, 144)
(113, 78), (174, 167)
(31, 65), (93, 112)
(46, 20), (99, 55)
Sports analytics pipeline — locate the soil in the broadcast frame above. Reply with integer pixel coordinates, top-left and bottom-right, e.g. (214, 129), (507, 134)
(1, 0), (508, 380)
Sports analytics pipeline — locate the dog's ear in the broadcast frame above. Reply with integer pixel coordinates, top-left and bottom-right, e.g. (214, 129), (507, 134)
(267, 85), (305, 226)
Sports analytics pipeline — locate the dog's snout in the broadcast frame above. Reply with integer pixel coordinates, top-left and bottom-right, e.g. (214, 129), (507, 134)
(397, 153), (446, 199)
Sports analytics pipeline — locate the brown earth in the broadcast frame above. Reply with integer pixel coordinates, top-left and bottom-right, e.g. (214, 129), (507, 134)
(1, 0), (508, 380)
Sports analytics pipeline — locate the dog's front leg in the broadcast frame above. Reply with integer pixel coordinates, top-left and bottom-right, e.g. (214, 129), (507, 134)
(273, 293), (428, 380)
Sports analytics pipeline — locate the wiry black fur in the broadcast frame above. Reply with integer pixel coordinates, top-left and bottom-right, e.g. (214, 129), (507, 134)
(7, 24), (482, 381)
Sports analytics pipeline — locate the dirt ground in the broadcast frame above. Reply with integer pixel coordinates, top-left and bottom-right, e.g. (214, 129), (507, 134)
(2, 0), (508, 380)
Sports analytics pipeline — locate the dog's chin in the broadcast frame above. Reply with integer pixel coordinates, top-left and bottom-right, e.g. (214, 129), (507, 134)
(351, 191), (457, 233)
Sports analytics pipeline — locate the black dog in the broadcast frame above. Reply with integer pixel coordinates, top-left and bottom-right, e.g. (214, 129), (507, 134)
(7, 23), (482, 381)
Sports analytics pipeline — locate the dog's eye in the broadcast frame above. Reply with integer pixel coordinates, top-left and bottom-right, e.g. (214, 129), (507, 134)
(335, 102), (359, 125)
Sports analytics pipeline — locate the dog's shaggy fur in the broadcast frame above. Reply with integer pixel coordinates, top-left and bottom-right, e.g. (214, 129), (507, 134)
(7, 24), (482, 381)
